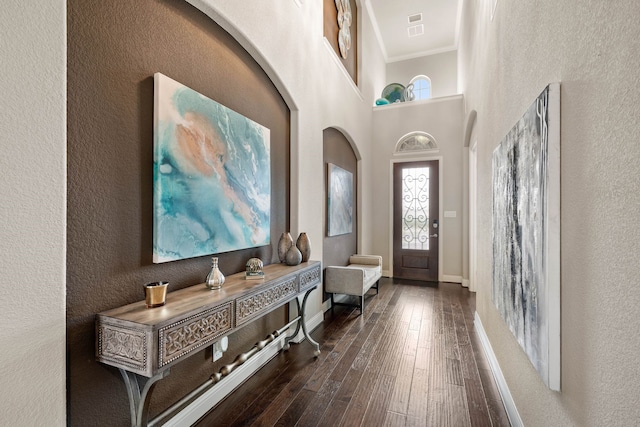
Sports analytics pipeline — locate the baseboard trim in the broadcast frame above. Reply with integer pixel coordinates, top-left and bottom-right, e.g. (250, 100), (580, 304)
(288, 310), (324, 344)
(462, 278), (470, 288)
(163, 310), (324, 426)
(442, 274), (462, 283)
(474, 312), (523, 427)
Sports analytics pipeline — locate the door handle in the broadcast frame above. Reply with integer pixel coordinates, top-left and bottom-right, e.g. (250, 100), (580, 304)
(429, 233), (438, 238)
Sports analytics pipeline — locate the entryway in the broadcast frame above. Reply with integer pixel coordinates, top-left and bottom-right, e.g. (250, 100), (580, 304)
(392, 160), (439, 282)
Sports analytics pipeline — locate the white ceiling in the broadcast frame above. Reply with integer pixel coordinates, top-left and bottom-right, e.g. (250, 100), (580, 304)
(364, 0), (462, 63)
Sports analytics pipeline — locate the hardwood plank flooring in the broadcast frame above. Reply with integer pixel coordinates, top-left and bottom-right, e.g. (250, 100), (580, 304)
(195, 278), (509, 427)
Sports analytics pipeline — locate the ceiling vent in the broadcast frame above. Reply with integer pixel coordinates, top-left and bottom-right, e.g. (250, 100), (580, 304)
(407, 24), (424, 38)
(408, 13), (423, 24)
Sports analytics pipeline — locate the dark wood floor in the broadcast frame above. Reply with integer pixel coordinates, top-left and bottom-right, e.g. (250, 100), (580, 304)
(195, 278), (509, 427)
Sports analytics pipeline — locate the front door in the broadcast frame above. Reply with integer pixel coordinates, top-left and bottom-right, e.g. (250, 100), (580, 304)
(393, 161), (439, 281)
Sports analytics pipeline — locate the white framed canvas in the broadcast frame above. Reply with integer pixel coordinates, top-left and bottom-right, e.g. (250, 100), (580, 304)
(327, 163), (353, 236)
(492, 83), (561, 390)
(153, 73), (271, 263)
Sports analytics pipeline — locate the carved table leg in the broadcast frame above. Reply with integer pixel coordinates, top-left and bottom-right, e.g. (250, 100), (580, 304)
(119, 368), (170, 427)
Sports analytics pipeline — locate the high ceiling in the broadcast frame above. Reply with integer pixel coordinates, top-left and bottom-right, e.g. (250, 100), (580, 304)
(364, 0), (462, 63)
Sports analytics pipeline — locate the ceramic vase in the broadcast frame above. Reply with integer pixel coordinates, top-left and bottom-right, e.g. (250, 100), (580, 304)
(277, 232), (293, 263)
(285, 244), (302, 266)
(296, 232), (311, 262)
(205, 257), (225, 290)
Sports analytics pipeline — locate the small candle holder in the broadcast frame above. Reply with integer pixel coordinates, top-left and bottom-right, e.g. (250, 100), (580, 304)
(144, 281), (169, 308)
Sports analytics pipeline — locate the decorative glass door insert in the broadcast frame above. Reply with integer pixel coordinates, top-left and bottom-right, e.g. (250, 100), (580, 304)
(402, 166), (430, 250)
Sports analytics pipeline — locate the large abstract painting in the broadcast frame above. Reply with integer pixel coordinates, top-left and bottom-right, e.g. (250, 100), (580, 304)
(327, 163), (353, 236)
(492, 83), (561, 390)
(153, 73), (271, 263)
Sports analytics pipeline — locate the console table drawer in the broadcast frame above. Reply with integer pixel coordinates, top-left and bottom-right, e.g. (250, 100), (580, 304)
(96, 261), (320, 377)
(97, 323), (150, 374)
(299, 263), (321, 292)
(159, 302), (233, 368)
(235, 276), (297, 326)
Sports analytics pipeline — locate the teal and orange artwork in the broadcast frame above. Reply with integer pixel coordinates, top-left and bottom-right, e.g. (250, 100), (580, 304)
(153, 73), (270, 263)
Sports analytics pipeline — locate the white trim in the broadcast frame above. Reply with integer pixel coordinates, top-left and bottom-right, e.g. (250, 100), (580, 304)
(474, 313), (524, 427)
(164, 307), (324, 426)
(374, 94), (463, 111)
(162, 333), (288, 427)
(461, 278), (469, 288)
(442, 275), (462, 284)
(386, 45), (457, 64)
(469, 141), (478, 292)
(322, 37), (364, 102)
(288, 310), (325, 344)
(322, 298), (332, 313)
(389, 156), (444, 282)
(454, 0), (463, 48)
(362, 0), (388, 60)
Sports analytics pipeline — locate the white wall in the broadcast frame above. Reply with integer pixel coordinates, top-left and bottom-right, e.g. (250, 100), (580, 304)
(371, 96), (464, 279)
(386, 50), (458, 98)
(459, 0), (640, 425)
(188, 0), (386, 331)
(0, 1), (67, 425)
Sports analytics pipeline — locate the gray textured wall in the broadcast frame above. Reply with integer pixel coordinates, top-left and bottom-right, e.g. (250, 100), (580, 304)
(459, 0), (640, 425)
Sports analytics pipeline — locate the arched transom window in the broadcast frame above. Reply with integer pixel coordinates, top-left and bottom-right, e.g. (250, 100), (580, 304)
(395, 131), (438, 154)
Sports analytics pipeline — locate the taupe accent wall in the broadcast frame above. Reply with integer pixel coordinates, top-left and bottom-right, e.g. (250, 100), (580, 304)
(67, 1), (289, 424)
(322, 128), (358, 301)
(323, 0), (358, 84)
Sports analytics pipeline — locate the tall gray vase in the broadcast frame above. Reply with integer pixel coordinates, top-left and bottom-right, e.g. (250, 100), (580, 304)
(277, 232), (293, 263)
(296, 232), (311, 262)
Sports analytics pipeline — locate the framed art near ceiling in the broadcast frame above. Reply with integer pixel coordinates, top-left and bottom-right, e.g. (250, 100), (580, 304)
(492, 83), (561, 390)
(153, 73), (271, 263)
(327, 163), (353, 237)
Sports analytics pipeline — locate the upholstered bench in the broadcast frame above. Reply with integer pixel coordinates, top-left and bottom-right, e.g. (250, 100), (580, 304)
(325, 255), (383, 313)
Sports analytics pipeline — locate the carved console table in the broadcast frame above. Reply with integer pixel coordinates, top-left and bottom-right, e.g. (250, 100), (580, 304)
(96, 261), (321, 427)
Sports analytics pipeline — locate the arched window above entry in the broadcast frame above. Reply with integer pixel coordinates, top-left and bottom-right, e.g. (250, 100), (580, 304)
(410, 75), (431, 100)
(395, 131), (438, 154)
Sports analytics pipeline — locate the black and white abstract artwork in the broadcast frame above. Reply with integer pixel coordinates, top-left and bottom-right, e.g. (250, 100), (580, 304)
(327, 163), (353, 237)
(492, 83), (561, 390)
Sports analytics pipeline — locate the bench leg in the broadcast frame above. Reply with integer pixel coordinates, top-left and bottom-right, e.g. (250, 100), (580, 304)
(360, 296), (364, 313)
(330, 293), (334, 311)
(374, 279), (380, 294)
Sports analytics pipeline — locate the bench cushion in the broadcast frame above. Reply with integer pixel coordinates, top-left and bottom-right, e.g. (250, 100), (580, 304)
(325, 255), (382, 297)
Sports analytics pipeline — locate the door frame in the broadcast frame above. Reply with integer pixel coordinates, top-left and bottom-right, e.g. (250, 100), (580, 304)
(469, 141), (477, 292)
(389, 156), (443, 280)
